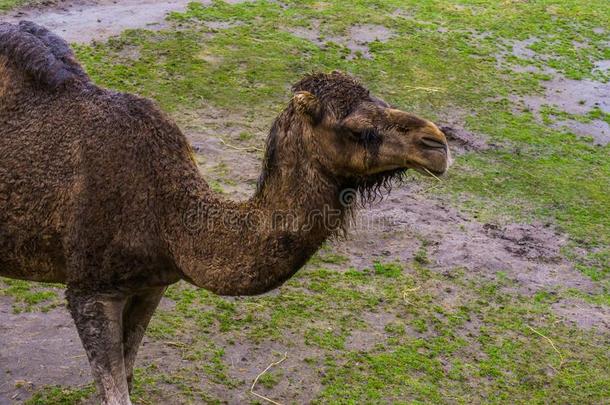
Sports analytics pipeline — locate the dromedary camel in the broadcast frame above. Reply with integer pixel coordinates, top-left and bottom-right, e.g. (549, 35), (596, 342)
(0, 21), (450, 405)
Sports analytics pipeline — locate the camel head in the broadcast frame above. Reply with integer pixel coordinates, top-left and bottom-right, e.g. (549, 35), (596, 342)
(257, 71), (451, 206)
(292, 72), (450, 179)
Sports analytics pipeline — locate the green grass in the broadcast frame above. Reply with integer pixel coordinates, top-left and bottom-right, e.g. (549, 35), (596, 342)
(137, 259), (610, 403)
(0, 0), (23, 11)
(25, 385), (95, 405)
(313, 269), (610, 404)
(308, 251), (350, 266)
(0, 279), (62, 313)
(12, 256), (610, 403)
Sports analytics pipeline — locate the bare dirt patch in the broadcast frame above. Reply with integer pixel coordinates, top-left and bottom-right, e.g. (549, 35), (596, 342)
(482, 222), (566, 262)
(492, 38), (610, 145)
(0, 0), (209, 43)
(286, 20), (324, 46)
(344, 311), (398, 352)
(593, 59), (610, 73)
(439, 125), (493, 154)
(287, 22), (394, 59)
(552, 119), (610, 146)
(204, 20), (243, 30)
(349, 24), (393, 44)
(514, 75), (610, 145)
(332, 24), (394, 59)
(551, 299), (610, 331)
(0, 296), (181, 404)
(435, 108), (499, 154)
(340, 184), (601, 298)
(504, 37), (540, 61)
(0, 297), (88, 403)
(521, 77), (609, 116)
(221, 338), (323, 404)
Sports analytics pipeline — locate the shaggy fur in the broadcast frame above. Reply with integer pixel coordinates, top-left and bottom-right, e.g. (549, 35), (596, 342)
(0, 23), (448, 405)
(0, 21), (88, 89)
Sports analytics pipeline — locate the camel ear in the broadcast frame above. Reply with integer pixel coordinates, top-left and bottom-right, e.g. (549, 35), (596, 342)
(292, 91), (322, 123)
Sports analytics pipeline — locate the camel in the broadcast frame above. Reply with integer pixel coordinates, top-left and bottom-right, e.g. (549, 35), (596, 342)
(0, 21), (450, 405)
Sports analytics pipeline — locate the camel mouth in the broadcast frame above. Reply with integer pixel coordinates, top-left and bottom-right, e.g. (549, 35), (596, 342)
(420, 137), (448, 152)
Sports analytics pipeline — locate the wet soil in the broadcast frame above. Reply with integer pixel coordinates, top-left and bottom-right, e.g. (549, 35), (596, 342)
(0, 0), (207, 43)
(517, 75), (610, 145)
(0, 297), (89, 403)
(496, 37), (610, 145)
(439, 125), (493, 154)
(287, 22), (394, 59)
(341, 185), (601, 297)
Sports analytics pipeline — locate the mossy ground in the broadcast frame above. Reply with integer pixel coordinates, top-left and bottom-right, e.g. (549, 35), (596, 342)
(1, 0), (609, 403)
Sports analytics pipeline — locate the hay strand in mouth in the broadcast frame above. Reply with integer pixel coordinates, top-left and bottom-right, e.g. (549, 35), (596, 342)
(423, 167), (442, 182)
(421, 167), (444, 193)
(250, 352), (288, 405)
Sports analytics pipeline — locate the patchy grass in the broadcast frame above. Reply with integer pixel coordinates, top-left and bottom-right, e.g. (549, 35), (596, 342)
(0, 0), (24, 11)
(0, 278), (62, 313)
(308, 251), (350, 266)
(2, 0), (610, 403)
(27, 258), (609, 403)
(24, 385), (95, 405)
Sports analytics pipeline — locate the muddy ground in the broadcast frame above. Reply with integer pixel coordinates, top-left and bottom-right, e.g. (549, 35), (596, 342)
(1, 1), (609, 404)
(2, 0), (202, 43)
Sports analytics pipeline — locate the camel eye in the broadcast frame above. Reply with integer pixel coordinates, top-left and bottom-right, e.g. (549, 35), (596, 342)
(359, 128), (380, 143)
(348, 128), (380, 146)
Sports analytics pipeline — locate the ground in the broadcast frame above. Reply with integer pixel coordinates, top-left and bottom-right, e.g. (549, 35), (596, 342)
(1, 0), (609, 404)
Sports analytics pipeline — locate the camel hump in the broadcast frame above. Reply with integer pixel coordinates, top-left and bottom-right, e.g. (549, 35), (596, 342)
(0, 21), (89, 90)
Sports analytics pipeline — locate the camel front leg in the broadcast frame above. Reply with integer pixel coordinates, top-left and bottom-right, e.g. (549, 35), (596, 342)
(122, 287), (166, 392)
(66, 289), (131, 405)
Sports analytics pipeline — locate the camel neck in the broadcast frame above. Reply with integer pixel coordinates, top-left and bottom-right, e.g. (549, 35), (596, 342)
(165, 162), (349, 296)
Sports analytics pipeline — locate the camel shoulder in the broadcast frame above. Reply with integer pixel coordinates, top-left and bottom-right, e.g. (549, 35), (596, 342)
(79, 89), (195, 170)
